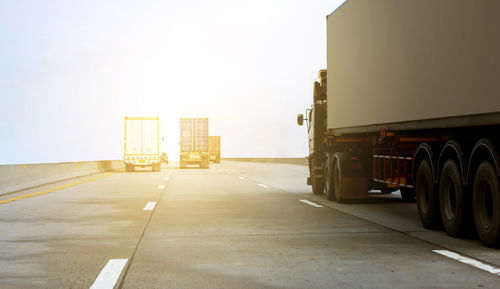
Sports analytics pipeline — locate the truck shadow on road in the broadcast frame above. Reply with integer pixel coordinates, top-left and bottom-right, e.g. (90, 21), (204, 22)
(178, 167), (210, 170)
(336, 192), (415, 204)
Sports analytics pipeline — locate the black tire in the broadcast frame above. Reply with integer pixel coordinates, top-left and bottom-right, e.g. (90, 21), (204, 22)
(439, 159), (468, 237)
(180, 161), (187, 169)
(400, 188), (416, 203)
(311, 160), (325, 195)
(324, 159), (335, 201)
(152, 163), (161, 172)
(416, 160), (440, 228)
(333, 157), (345, 203)
(312, 176), (325, 194)
(473, 161), (500, 247)
(125, 164), (134, 172)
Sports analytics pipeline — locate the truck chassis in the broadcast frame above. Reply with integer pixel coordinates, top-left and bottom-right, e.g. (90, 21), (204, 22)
(309, 117), (500, 247)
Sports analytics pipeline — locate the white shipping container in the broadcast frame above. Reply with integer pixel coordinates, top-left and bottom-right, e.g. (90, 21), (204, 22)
(124, 117), (160, 168)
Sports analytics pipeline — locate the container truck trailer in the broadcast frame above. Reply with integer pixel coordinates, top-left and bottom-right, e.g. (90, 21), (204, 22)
(180, 118), (210, 168)
(124, 116), (161, 172)
(209, 136), (221, 163)
(298, 0), (500, 247)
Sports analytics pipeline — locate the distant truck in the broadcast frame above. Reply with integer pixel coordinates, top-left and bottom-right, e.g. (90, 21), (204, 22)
(180, 118), (210, 168)
(209, 136), (221, 163)
(124, 116), (161, 172)
(298, 0), (500, 247)
(161, 152), (168, 164)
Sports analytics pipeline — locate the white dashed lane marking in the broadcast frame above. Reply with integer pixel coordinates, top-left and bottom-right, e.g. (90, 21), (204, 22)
(90, 259), (128, 289)
(299, 199), (324, 208)
(143, 202), (157, 211)
(433, 250), (500, 276)
(258, 184), (269, 188)
(157, 185), (165, 190)
(239, 176), (245, 180)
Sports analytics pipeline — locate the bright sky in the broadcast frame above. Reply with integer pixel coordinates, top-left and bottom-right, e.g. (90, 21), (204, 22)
(0, 0), (345, 164)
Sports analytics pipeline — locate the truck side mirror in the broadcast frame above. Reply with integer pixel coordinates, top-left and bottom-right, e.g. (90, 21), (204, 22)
(297, 114), (304, 126)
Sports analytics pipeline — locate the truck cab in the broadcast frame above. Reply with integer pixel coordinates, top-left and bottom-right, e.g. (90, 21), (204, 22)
(297, 70), (328, 194)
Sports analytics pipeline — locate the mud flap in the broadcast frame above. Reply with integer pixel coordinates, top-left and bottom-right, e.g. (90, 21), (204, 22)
(340, 177), (369, 200)
(332, 152), (370, 201)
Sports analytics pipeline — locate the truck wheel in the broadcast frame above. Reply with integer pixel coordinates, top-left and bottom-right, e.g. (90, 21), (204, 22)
(152, 163), (161, 172)
(333, 156), (345, 203)
(416, 160), (440, 228)
(311, 162), (325, 195)
(200, 160), (209, 169)
(473, 161), (500, 247)
(312, 176), (324, 194)
(439, 159), (468, 237)
(125, 164), (134, 172)
(180, 161), (187, 169)
(400, 188), (416, 202)
(324, 159), (335, 201)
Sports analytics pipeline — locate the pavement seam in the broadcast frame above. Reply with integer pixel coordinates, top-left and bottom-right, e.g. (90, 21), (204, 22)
(115, 171), (172, 289)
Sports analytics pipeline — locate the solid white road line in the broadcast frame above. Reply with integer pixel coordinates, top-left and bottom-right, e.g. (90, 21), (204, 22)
(239, 176), (245, 180)
(90, 259), (128, 289)
(433, 250), (500, 276)
(299, 199), (324, 208)
(143, 201), (157, 211)
(258, 184), (269, 188)
(157, 185), (165, 190)
(164, 177), (169, 181)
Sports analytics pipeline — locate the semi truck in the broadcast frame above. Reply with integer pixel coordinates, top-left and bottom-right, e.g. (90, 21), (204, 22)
(124, 116), (161, 172)
(209, 136), (221, 163)
(180, 118), (210, 168)
(298, 0), (500, 247)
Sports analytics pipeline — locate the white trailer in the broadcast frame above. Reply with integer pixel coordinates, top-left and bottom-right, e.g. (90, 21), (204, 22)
(124, 116), (161, 172)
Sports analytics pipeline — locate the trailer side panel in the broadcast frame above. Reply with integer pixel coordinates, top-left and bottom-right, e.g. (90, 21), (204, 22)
(327, 0), (500, 131)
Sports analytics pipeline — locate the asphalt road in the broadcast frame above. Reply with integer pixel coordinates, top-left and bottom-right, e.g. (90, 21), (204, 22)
(0, 161), (499, 288)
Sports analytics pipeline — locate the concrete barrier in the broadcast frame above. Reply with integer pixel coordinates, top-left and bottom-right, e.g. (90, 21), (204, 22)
(222, 158), (308, 166)
(0, 160), (124, 196)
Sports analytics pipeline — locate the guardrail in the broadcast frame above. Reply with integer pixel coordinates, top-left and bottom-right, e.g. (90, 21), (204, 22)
(0, 160), (124, 196)
(222, 158), (308, 166)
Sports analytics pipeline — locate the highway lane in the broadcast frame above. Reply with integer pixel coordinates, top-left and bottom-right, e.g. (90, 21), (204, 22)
(0, 161), (499, 288)
(226, 161), (500, 265)
(0, 168), (169, 288)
